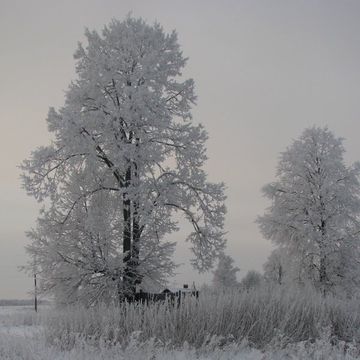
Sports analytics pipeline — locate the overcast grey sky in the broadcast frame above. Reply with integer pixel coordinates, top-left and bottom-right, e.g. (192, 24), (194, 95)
(1, 0), (360, 298)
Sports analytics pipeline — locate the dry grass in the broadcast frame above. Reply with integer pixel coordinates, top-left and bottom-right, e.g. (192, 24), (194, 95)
(44, 285), (360, 351)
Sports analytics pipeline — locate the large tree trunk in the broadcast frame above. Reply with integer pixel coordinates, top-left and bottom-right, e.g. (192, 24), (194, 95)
(122, 165), (133, 300)
(129, 139), (142, 293)
(319, 218), (328, 296)
(122, 156), (142, 301)
(277, 264), (283, 285)
(131, 200), (141, 285)
(131, 152), (141, 287)
(319, 255), (327, 295)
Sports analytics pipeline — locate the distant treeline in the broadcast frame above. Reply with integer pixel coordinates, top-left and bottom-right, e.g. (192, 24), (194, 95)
(0, 299), (50, 306)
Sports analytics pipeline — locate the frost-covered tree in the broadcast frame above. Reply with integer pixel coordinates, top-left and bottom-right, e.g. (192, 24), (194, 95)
(240, 270), (262, 291)
(258, 127), (360, 295)
(21, 17), (226, 304)
(212, 253), (239, 289)
(263, 248), (285, 285)
(263, 247), (301, 286)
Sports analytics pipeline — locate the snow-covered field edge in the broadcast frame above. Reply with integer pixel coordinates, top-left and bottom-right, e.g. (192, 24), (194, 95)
(0, 329), (359, 360)
(1, 301), (360, 360)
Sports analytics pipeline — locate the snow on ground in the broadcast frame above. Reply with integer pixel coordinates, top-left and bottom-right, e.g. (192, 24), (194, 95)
(0, 305), (33, 315)
(0, 306), (262, 359)
(0, 305), (358, 359)
(0, 305), (41, 338)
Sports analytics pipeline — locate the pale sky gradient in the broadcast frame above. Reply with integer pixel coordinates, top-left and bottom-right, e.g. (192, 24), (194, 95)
(1, 0), (360, 299)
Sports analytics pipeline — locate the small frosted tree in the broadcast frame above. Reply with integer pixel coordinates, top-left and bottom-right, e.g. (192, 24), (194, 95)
(240, 270), (262, 291)
(21, 17), (226, 304)
(263, 248), (285, 285)
(263, 247), (301, 286)
(258, 127), (360, 295)
(212, 254), (239, 289)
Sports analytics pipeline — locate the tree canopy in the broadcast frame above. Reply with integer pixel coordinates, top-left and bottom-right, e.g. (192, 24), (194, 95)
(21, 17), (226, 304)
(258, 127), (360, 295)
(212, 253), (239, 289)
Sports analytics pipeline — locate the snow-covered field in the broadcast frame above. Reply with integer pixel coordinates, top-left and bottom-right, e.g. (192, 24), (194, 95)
(1, 294), (360, 360)
(0, 305), (42, 338)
